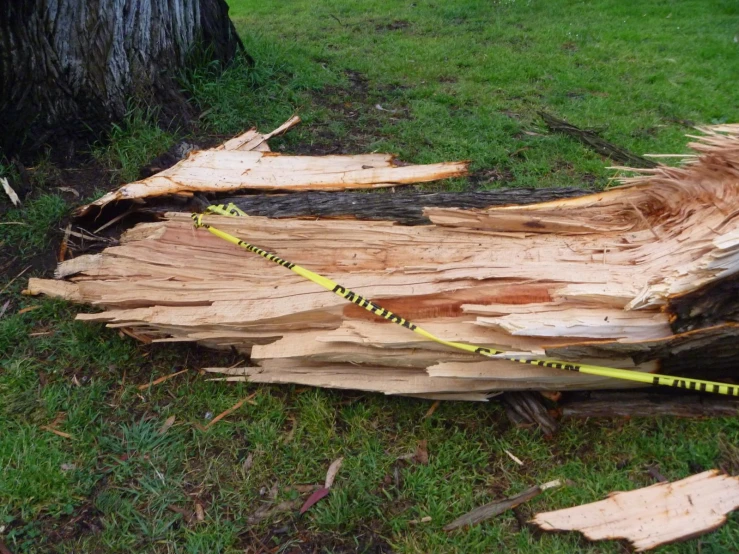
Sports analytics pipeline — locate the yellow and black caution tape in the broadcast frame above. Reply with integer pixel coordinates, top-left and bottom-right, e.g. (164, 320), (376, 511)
(192, 204), (738, 397)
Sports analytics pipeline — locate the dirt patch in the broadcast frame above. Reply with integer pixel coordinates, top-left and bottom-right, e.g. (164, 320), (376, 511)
(375, 20), (411, 32)
(285, 69), (410, 156)
(241, 524), (393, 554)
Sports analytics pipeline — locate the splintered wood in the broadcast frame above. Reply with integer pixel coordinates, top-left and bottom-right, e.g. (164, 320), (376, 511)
(532, 470), (739, 551)
(28, 125), (739, 399)
(81, 116), (469, 214)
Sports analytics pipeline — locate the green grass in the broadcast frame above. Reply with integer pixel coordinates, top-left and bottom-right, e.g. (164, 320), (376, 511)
(1, 194), (67, 255)
(2, 0), (739, 552)
(224, 0), (738, 188)
(92, 106), (177, 184)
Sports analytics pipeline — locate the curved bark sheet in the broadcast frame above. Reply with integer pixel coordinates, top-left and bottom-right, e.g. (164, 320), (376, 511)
(532, 470), (739, 551)
(27, 126), (739, 399)
(80, 116), (469, 213)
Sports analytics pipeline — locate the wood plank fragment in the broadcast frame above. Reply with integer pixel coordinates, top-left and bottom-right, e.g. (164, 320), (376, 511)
(531, 470), (739, 551)
(79, 117), (469, 213)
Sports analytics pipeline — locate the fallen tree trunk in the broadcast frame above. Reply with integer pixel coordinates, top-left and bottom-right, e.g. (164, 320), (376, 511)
(27, 125), (739, 400)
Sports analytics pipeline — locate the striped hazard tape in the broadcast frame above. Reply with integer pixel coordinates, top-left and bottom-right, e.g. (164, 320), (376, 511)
(192, 204), (737, 397)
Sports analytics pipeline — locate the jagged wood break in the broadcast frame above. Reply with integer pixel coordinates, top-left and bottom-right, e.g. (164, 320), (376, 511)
(28, 126), (739, 400)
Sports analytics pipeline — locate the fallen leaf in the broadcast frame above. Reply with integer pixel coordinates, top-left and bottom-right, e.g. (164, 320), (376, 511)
(324, 457), (344, 489)
(158, 415), (176, 435)
(1, 177), (20, 206)
(242, 452), (254, 472)
(409, 516), (432, 524)
(414, 440), (429, 465)
(300, 487), (330, 515)
(60, 463), (76, 471)
(0, 300), (10, 320)
(194, 502), (205, 521)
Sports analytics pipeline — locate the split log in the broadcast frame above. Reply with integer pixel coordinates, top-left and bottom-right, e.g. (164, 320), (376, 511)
(81, 117), (469, 215)
(27, 125), (739, 399)
(531, 470), (739, 551)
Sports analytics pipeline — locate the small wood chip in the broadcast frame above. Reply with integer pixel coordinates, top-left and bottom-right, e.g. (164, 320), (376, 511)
(194, 502), (205, 522)
(409, 516), (433, 524)
(1, 177), (20, 206)
(504, 449), (524, 466)
(17, 305), (41, 315)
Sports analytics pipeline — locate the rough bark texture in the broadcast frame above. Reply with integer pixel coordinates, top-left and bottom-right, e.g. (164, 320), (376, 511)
(0, 0), (242, 157)
(561, 392), (739, 418)
(201, 188), (590, 226)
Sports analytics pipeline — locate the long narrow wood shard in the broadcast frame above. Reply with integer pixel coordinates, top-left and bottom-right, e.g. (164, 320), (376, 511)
(80, 116), (469, 213)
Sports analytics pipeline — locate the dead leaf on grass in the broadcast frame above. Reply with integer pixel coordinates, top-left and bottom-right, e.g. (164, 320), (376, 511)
(324, 457), (344, 489)
(158, 415), (176, 435)
(414, 440), (429, 465)
(299, 488), (330, 515)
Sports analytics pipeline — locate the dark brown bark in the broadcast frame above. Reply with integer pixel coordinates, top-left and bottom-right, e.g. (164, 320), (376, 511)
(540, 112), (658, 168)
(191, 188), (590, 226)
(0, 0), (242, 158)
(560, 392), (739, 418)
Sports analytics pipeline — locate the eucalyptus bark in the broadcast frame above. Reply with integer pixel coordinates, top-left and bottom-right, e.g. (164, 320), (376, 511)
(0, 0), (242, 157)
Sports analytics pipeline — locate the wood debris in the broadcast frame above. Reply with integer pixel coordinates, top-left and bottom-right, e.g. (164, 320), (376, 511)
(1, 176), (21, 206)
(27, 126), (739, 400)
(81, 116), (468, 214)
(445, 479), (562, 531)
(531, 470), (739, 551)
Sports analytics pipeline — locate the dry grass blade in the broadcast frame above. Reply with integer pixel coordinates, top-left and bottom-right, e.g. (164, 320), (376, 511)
(137, 368), (189, 391)
(205, 392), (257, 429)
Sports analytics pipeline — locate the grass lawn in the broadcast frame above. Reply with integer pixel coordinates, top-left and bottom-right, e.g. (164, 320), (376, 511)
(2, 0), (739, 552)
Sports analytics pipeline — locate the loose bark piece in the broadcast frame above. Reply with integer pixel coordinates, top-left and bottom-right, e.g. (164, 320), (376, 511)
(540, 112), (657, 168)
(531, 470), (739, 551)
(197, 188), (588, 226)
(503, 392), (559, 435)
(560, 392), (739, 418)
(445, 480), (561, 531)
